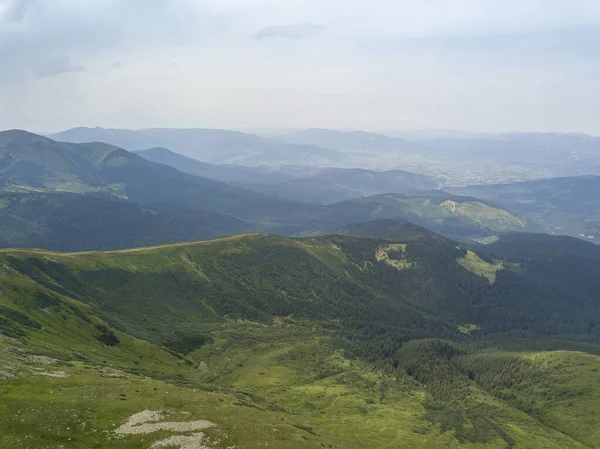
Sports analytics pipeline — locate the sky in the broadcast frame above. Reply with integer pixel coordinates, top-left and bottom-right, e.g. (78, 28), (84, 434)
(1, 0), (599, 134)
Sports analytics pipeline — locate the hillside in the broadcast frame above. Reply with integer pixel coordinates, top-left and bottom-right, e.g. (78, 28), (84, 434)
(0, 130), (355, 233)
(322, 218), (452, 243)
(0, 129), (110, 192)
(473, 231), (600, 261)
(0, 192), (250, 251)
(323, 192), (534, 241)
(458, 175), (600, 240)
(1, 230), (599, 447)
(135, 147), (298, 185)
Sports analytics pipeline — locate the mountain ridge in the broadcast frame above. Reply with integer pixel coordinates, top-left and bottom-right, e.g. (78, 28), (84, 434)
(50, 126), (345, 166)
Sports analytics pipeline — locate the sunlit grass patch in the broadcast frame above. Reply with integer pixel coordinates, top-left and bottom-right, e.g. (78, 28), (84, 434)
(457, 250), (503, 282)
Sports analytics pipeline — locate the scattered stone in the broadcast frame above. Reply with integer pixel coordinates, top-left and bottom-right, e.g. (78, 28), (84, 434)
(115, 410), (219, 448)
(23, 355), (59, 365)
(150, 432), (212, 449)
(34, 370), (70, 378)
(115, 410), (216, 436)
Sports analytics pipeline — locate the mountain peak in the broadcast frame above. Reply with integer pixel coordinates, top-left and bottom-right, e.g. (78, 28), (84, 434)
(0, 130), (62, 149)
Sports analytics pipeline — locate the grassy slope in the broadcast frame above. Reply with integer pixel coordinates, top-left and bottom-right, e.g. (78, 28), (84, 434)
(457, 250), (503, 283)
(1, 232), (599, 448)
(325, 193), (533, 241)
(1, 326), (595, 449)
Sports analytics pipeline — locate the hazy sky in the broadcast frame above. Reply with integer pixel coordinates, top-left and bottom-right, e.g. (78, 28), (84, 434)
(1, 0), (599, 134)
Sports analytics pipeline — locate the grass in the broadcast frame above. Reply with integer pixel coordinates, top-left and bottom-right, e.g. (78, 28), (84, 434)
(458, 324), (481, 335)
(457, 250), (503, 282)
(442, 201), (527, 231)
(1, 325), (594, 449)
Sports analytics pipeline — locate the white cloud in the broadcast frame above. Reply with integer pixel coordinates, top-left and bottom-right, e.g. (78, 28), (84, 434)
(253, 24), (325, 40)
(34, 55), (86, 77)
(0, 0), (599, 134)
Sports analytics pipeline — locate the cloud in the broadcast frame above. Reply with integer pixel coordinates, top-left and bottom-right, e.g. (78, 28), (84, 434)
(253, 23), (325, 40)
(1, 1), (600, 134)
(35, 56), (86, 78)
(0, 0), (36, 22)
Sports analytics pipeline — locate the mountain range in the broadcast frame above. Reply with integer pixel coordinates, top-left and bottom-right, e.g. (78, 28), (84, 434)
(135, 146), (441, 203)
(0, 130), (531, 248)
(50, 126), (600, 189)
(51, 127), (344, 166)
(2, 126), (600, 447)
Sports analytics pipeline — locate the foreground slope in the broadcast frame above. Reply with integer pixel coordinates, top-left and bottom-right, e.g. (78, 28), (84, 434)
(1, 227), (600, 447)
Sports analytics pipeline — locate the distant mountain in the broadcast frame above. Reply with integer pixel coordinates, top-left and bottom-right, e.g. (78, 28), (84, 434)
(51, 127), (343, 167)
(458, 175), (600, 240)
(0, 192), (249, 251)
(251, 168), (440, 203)
(323, 192), (534, 241)
(279, 129), (600, 186)
(1, 130), (405, 242)
(0, 130), (543, 249)
(51, 126), (262, 152)
(0, 130), (339, 228)
(0, 129), (109, 191)
(280, 128), (417, 151)
(135, 147), (298, 185)
(386, 129), (480, 140)
(136, 147), (440, 202)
